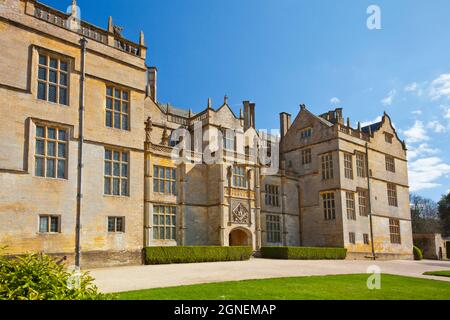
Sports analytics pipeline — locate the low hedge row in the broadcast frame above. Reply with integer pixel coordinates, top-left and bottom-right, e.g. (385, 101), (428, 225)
(261, 246), (347, 260)
(144, 246), (253, 265)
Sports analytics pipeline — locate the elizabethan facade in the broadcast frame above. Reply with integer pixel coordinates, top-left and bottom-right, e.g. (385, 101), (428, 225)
(0, 0), (413, 268)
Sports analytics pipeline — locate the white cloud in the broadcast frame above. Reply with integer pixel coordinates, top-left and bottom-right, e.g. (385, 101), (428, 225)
(330, 97), (340, 105)
(407, 143), (439, 160)
(409, 157), (450, 192)
(429, 73), (450, 100)
(412, 110), (423, 116)
(405, 82), (418, 92)
(360, 116), (382, 128)
(381, 89), (397, 106)
(403, 121), (429, 144)
(427, 120), (447, 133)
(442, 105), (450, 119)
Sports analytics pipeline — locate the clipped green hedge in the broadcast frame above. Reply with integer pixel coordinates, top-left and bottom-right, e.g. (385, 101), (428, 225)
(413, 246), (423, 261)
(261, 247), (347, 260)
(144, 246), (253, 265)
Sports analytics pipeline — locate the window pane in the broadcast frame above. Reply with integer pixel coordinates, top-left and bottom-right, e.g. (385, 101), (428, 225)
(113, 163), (120, 176)
(160, 227), (165, 239)
(36, 126), (45, 138)
(122, 91), (129, 101)
(36, 140), (45, 155)
(39, 55), (47, 66)
(121, 164), (128, 177)
(58, 160), (66, 179)
(122, 102), (129, 113)
(104, 178), (111, 194)
(121, 180), (128, 196)
(159, 215), (164, 225)
(116, 218), (124, 232)
(58, 129), (66, 141)
(108, 217), (115, 232)
(114, 89), (121, 98)
(153, 180), (158, 192)
(105, 149), (112, 160)
(48, 85), (57, 102)
(46, 159), (55, 177)
(114, 113), (120, 129)
(106, 98), (113, 110)
(122, 152), (128, 162)
(106, 111), (112, 127)
(39, 216), (49, 233)
(106, 87), (113, 96)
(60, 61), (68, 71)
(122, 115), (129, 130)
(38, 82), (47, 100)
(47, 142), (56, 156)
(49, 70), (57, 84)
(114, 100), (121, 111)
(57, 160), (66, 179)
(105, 161), (111, 175)
(50, 217), (59, 232)
(35, 158), (44, 177)
(47, 128), (56, 139)
(50, 58), (58, 69)
(38, 67), (47, 80)
(59, 88), (67, 105)
(113, 178), (120, 195)
(113, 151), (120, 161)
(59, 73), (68, 86)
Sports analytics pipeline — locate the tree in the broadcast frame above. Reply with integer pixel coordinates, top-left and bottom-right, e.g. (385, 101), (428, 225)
(410, 194), (441, 234)
(438, 193), (450, 237)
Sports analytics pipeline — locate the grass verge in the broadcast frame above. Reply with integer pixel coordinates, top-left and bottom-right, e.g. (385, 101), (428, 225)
(423, 270), (450, 278)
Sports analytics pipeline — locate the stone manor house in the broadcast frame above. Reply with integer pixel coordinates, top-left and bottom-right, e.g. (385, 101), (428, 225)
(0, 0), (413, 268)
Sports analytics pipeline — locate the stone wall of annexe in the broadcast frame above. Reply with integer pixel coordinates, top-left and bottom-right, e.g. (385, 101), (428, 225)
(0, 0), (413, 268)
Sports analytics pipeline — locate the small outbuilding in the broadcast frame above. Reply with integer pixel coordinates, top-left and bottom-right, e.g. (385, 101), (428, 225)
(413, 233), (447, 260)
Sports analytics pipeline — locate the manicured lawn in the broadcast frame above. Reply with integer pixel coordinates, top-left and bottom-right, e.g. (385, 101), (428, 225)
(117, 274), (450, 300)
(423, 270), (450, 278)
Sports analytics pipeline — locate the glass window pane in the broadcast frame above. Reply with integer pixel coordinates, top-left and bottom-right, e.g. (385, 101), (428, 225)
(36, 140), (45, 155)
(113, 178), (120, 195)
(122, 152), (128, 162)
(60, 61), (68, 71)
(46, 159), (55, 177)
(104, 178), (111, 194)
(113, 151), (120, 161)
(114, 113), (120, 129)
(159, 168), (164, 178)
(58, 130), (66, 141)
(39, 216), (49, 233)
(108, 217), (115, 232)
(166, 215), (171, 225)
(50, 217), (59, 232)
(116, 218), (124, 232)
(36, 126), (45, 138)
(122, 91), (129, 101)
(48, 85), (57, 102)
(49, 70), (57, 83)
(121, 164), (128, 177)
(113, 163), (120, 176)
(106, 87), (113, 96)
(153, 215), (158, 225)
(39, 55), (47, 66)
(38, 67), (47, 80)
(105, 149), (112, 160)
(160, 227), (165, 239)
(38, 82), (46, 100)
(159, 215), (164, 225)
(106, 98), (113, 110)
(153, 180), (158, 192)
(50, 58), (58, 69)
(47, 142), (56, 156)
(172, 215), (176, 225)
(122, 115), (129, 130)
(35, 158), (44, 177)
(172, 227), (176, 240)
(60, 73), (68, 86)
(122, 102), (129, 113)
(114, 89), (121, 98)
(106, 111), (112, 127)
(154, 166), (158, 177)
(114, 100), (121, 111)
(159, 181), (164, 192)
(172, 170), (176, 180)
(105, 161), (111, 175)
(47, 128), (56, 139)
(57, 160), (66, 179)
(121, 180), (128, 196)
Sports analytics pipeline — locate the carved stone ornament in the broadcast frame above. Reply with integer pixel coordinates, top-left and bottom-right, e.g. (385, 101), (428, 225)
(232, 203), (249, 224)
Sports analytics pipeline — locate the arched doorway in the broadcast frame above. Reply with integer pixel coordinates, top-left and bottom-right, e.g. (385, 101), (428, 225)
(229, 228), (252, 246)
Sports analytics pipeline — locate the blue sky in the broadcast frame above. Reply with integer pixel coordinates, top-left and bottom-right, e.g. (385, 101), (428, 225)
(45, 0), (450, 201)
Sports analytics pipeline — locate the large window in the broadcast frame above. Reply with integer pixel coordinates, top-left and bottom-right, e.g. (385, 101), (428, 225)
(106, 86), (130, 130)
(104, 149), (129, 196)
(386, 155), (396, 173)
(389, 218), (401, 244)
(37, 54), (69, 105)
(153, 166), (176, 195)
(39, 215), (61, 233)
(322, 192), (336, 220)
(108, 217), (125, 233)
(321, 153), (334, 180)
(387, 183), (398, 207)
(302, 148), (312, 165)
(35, 125), (67, 179)
(344, 153), (354, 179)
(223, 130), (235, 151)
(356, 152), (367, 178)
(265, 185), (280, 207)
(349, 232), (356, 244)
(346, 192), (356, 220)
(153, 205), (176, 241)
(358, 189), (369, 217)
(266, 215), (281, 243)
(233, 167), (247, 188)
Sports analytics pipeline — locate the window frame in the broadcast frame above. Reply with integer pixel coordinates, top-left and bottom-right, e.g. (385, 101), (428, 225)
(321, 153), (334, 180)
(349, 232), (356, 244)
(265, 184), (280, 207)
(358, 189), (369, 217)
(39, 215), (61, 234)
(385, 155), (396, 173)
(363, 233), (370, 245)
(300, 127), (313, 139)
(153, 165), (176, 195)
(37, 53), (70, 106)
(266, 214), (282, 243)
(322, 192), (336, 220)
(346, 192), (356, 220)
(387, 183), (398, 207)
(389, 218), (401, 244)
(104, 148), (130, 197)
(232, 166), (248, 189)
(105, 86), (130, 131)
(153, 205), (177, 241)
(344, 152), (354, 180)
(222, 130), (236, 152)
(34, 124), (68, 180)
(107, 216), (125, 233)
(302, 148), (312, 165)
(356, 152), (367, 178)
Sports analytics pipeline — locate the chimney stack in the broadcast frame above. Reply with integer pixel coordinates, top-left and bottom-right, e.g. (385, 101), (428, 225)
(147, 67), (157, 102)
(280, 112), (292, 139)
(243, 101), (256, 131)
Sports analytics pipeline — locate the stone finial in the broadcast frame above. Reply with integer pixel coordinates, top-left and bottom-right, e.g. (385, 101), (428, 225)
(108, 16), (114, 33)
(239, 108), (243, 119)
(347, 117), (350, 127)
(207, 98), (212, 109)
(224, 95), (229, 105)
(140, 31), (145, 46)
(357, 122), (361, 131)
(300, 104), (306, 111)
